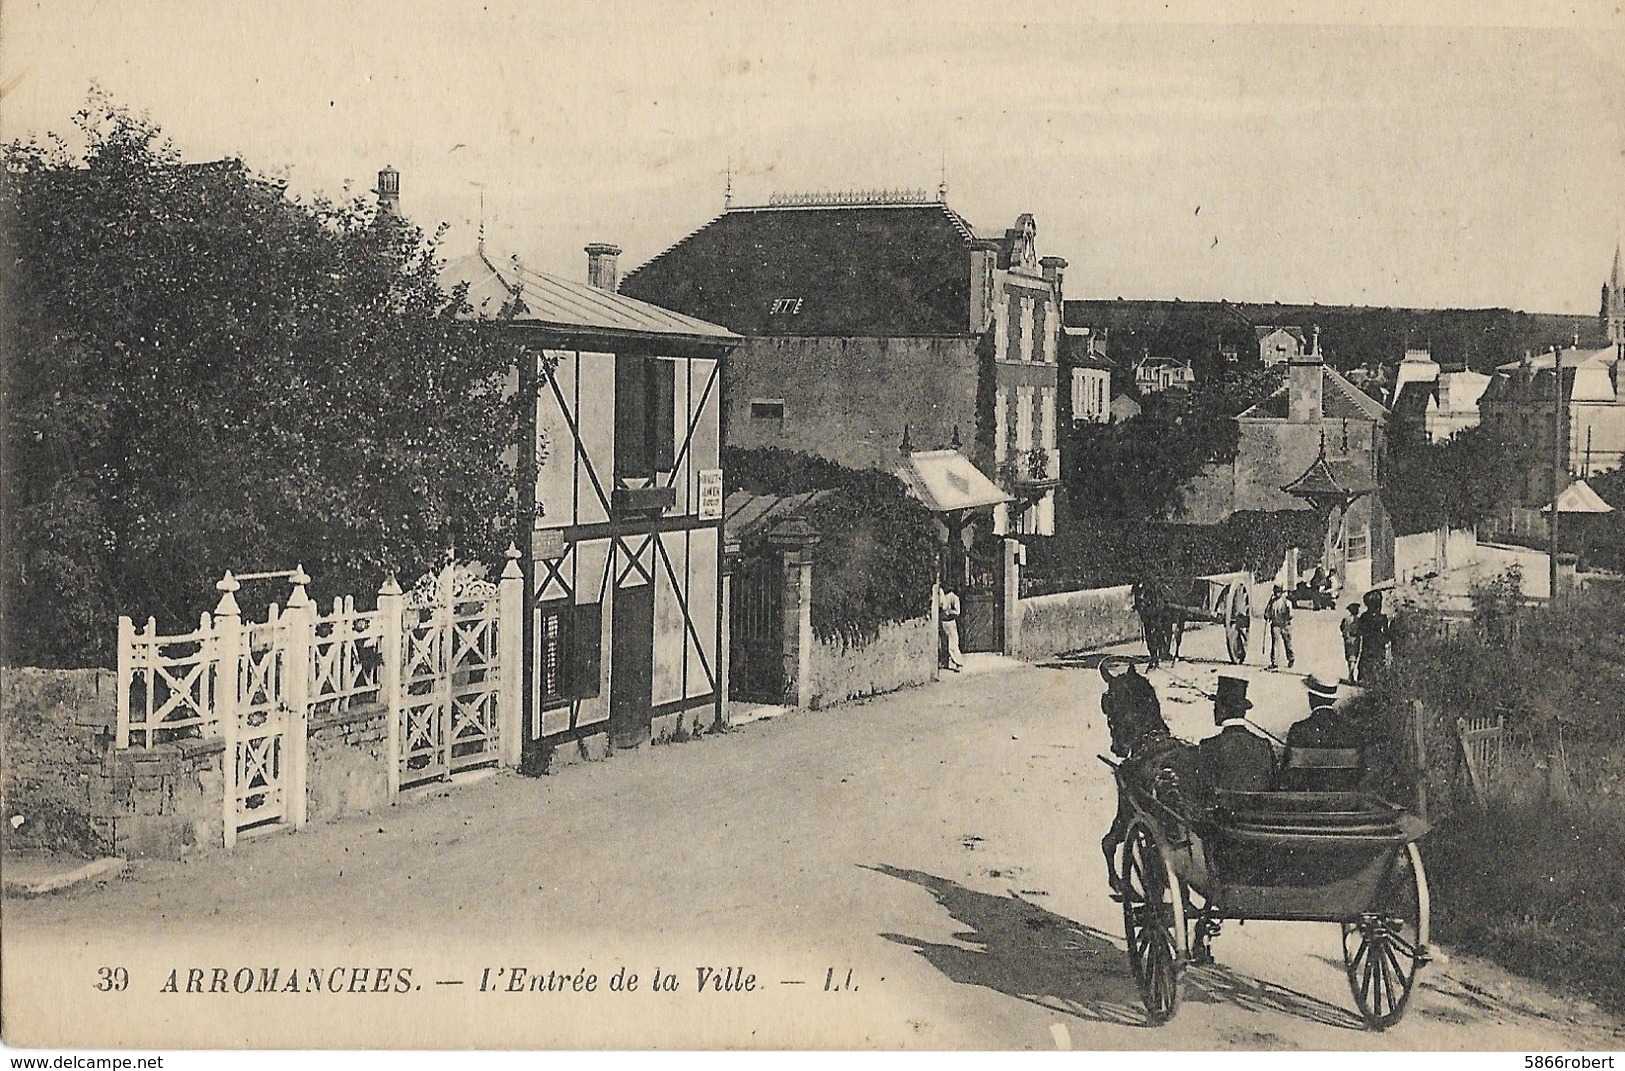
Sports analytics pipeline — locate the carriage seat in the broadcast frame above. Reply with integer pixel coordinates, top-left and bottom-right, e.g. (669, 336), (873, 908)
(1273, 746), (1364, 793)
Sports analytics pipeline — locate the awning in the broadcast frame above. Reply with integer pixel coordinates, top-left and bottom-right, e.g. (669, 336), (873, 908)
(722, 490), (832, 547)
(1541, 479), (1615, 514)
(895, 449), (1011, 514)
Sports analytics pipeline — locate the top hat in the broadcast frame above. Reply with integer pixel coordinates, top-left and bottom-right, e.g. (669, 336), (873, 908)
(1215, 676), (1252, 712)
(1305, 674), (1339, 709)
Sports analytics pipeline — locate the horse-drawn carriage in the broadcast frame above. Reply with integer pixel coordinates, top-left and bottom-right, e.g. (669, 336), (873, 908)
(1136, 575), (1253, 666)
(1104, 759), (1431, 1030)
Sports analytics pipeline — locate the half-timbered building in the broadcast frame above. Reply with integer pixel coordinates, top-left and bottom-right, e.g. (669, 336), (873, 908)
(443, 245), (740, 761)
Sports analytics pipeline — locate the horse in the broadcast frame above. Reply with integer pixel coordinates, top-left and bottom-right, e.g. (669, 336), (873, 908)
(1098, 657), (1198, 893)
(1132, 580), (1171, 668)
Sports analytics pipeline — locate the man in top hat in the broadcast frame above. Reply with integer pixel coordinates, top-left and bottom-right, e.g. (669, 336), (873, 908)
(1193, 676), (1276, 797)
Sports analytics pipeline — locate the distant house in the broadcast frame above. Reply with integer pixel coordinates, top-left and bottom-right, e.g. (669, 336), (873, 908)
(1133, 354), (1195, 394)
(1173, 336), (1395, 594)
(1389, 348), (1491, 442)
(442, 241), (739, 759)
(1479, 344), (1625, 502)
(1256, 325), (1308, 366)
(1064, 327), (1112, 425)
(620, 192), (1065, 543)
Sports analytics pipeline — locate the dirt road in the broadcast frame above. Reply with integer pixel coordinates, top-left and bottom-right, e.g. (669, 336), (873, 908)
(5, 612), (1621, 1049)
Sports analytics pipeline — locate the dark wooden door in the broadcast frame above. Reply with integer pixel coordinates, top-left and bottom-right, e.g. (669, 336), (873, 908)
(729, 553), (784, 704)
(610, 583), (655, 748)
(959, 542), (1001, 653)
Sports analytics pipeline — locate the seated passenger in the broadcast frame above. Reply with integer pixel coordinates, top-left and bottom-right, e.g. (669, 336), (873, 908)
(1280, 675), (1366, 791)
(1285, 675), (1364, 748)
(1192, 676), (1276, 800)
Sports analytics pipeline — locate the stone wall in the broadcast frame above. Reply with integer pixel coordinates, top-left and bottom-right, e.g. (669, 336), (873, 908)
(808, 616), (936, 708)
(1012, 571), (1251, 662)
(305, 703), (391, 825)
(3, 669), (436, 859)
(3, 668), (118, 855)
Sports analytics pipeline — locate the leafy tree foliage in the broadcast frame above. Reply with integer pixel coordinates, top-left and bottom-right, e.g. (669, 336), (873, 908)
(722, 447), (937, 644)
(2, 93), (525, 667)
(1061, 366), (1282, 522)
(1382, 421), (1517, 534)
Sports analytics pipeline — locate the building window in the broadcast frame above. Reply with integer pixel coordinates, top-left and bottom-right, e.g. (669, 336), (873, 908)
(1346, 524), (1370, 562)
(749, 399), (785, 432)
(615, 356), (677, 481)
(769, 297), (803, 315)
(535, 600), (602, 709)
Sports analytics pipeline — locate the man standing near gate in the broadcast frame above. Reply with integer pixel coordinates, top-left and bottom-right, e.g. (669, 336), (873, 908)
(939, 585), (963, 672)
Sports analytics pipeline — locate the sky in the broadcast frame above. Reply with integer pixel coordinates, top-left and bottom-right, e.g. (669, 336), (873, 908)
(2, 0), (1622, 315)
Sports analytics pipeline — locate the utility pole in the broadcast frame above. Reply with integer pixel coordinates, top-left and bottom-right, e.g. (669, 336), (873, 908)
(1549, 343), (1563, 602)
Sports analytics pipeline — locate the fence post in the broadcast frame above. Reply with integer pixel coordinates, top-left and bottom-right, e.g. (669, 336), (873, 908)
(284, 566), (314, 829)
(378, 574), (404, 799)
(435, 563), (456, 776)
(116, 616), (134, 749)
(498, 544), (525, 769)
(214, 572), (243, 849)
(1410, 699), (1428, 823)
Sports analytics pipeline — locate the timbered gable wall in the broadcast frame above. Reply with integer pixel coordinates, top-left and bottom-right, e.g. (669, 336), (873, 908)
(527, 347), (724, 751)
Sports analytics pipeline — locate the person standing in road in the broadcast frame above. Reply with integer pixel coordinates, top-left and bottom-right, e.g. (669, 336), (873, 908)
(1264, 583), (1295, 671)
(939, 586), (963, 672)
(1356, 589), (1390, 683)
(1340, 603), (1363, 684)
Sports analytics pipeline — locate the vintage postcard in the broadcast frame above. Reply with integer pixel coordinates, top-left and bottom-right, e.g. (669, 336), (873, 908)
(3, 0), (1624, 1056)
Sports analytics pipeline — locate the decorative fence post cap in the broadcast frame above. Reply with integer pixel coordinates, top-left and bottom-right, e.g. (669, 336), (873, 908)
(214, 571), (241, 617)
(288, 564), (312, 606)
(502, 543), (524, 581)
(378, 573), (403, 598)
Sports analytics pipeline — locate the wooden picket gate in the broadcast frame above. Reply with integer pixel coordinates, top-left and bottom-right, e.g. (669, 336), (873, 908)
(117, 555), (523, 847)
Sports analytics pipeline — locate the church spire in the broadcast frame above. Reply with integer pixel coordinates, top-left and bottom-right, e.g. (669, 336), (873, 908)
(1612, 241), (1622, 290)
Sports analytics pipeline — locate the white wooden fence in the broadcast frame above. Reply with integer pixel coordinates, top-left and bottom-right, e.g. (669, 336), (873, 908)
(117, 552), (524, 847)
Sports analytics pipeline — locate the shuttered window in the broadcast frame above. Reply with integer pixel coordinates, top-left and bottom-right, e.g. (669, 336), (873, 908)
(536, 601), (603, 708)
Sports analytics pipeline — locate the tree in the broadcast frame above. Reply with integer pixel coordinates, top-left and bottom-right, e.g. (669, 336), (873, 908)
(1061, 366), (1281, 522)
(2, 92), (526, 667)
(1383, 422), (1517, 535)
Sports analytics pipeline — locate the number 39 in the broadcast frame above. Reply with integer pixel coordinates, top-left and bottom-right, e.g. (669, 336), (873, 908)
(96, 967), (129, 992)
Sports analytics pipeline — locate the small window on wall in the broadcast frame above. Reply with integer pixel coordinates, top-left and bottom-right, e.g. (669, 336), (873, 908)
(535, 601), (603, 708)
(749, 399), (785, 432)
(1346, 525), (1371, 562)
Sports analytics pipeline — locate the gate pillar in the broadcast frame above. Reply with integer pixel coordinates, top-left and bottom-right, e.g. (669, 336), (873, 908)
(768, 519), (821, 709)
(720, 538), (741, 724)
(1001, 537), (1023, 657)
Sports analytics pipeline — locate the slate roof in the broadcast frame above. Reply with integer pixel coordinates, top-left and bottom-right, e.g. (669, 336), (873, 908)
(1281, 449), (1376, 500)
(1390, 380), (1437, 421)
(1256, 324), (1308, 343)
(1240, 365), (1388, 423)
(619, 202), (983, 337)
(440, 251), (738, 344)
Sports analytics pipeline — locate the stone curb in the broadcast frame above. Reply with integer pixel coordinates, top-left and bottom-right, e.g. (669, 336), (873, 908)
(3, 857), (131, 898)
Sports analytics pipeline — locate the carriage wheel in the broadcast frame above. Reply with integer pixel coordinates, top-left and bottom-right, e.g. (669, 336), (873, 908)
(1121, 820), (1187, 1024)
(1223, 582), (1252, 664)
(1341, 842), (1431, 1030)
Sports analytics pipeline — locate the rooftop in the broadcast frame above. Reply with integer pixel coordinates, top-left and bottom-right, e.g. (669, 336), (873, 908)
(619, 199), (990, 337)
(440, 251), (738, 345)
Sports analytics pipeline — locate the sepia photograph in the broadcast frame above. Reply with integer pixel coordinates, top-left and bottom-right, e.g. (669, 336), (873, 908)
(1, 0), (1623, 1056)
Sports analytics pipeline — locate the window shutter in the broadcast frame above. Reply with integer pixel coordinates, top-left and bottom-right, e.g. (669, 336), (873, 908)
(615, 356), (649, 480)
(648, 359), (677, 472)
(571, 602), (602, 699)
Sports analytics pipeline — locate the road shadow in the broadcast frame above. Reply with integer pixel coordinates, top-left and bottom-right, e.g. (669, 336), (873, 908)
(1036, 651), (1148, 672)
(868, 865), (1363, 1033)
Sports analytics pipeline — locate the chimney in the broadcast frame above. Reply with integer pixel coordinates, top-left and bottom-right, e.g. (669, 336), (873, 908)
(585, 243), (622, 292)
(1040, 255), (1068, 291)
(1288, 326), (1324, 423)
(375, 166), (400, 214)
